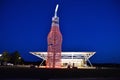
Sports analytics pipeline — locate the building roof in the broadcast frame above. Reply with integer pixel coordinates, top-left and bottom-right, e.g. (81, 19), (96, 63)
(30, 52), (96, 61)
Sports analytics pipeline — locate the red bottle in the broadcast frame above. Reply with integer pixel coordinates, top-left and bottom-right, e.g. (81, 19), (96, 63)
(46, 4), (62, 68)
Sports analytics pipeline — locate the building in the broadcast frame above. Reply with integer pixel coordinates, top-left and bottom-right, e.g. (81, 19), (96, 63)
(30, 52), (95, 68)
(30, 4), (96, 68)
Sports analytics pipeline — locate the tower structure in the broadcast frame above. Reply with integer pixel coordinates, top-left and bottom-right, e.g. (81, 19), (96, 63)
(46, 4), (62, 68)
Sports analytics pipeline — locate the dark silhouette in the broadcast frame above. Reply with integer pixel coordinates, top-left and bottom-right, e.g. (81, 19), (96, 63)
(10, 51), (22, 65)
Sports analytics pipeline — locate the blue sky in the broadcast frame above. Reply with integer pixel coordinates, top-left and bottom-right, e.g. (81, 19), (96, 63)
(0, 0), (120, 63)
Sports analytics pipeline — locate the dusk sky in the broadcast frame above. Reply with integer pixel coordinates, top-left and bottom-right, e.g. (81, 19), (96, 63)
(0, 0), (120, 63)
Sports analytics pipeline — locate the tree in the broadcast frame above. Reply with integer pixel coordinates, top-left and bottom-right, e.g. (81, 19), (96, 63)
(2, 51), (10, 62)
(1, 51), (11, 65)
(10, 51), (22, 65)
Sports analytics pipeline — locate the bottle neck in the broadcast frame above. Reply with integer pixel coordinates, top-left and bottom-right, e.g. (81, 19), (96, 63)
(50, 16), (60, 32)
(51, 24), (59, 32)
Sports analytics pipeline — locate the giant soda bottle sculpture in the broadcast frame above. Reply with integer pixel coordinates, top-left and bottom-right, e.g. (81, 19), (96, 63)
(46, 4), (62, 68)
